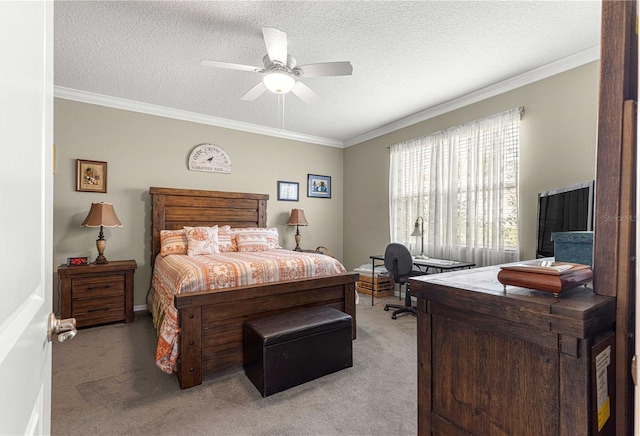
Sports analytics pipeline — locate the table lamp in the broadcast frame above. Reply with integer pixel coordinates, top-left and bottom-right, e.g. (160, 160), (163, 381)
(81, 202), (123, 264)
(411, 216), (428, 259)
(287, 209), (308, 251)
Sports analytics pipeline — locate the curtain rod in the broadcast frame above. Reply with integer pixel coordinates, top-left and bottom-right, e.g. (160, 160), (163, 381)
(386, 106), (525, 150)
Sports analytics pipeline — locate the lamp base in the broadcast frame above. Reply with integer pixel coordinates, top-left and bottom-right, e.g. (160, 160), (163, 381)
(94, 235), (108, 264)
(414, 254), (430, 260)
(93, 255), (109, 265)
(294, 233), (302, 251)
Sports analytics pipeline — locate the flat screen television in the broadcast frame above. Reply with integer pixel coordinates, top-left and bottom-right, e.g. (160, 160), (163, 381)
(536, 180), (595, 258)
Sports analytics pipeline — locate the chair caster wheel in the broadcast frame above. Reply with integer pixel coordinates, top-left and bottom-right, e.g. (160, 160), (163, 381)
(384, 306), (389, 311)
(392, 314), (397, 319)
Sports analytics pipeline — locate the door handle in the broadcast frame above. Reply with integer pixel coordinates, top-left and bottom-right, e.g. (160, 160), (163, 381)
(48, 313), (77, 343)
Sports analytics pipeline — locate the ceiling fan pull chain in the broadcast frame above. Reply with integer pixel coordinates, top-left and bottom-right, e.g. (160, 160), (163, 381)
(278, 94), (285, 132)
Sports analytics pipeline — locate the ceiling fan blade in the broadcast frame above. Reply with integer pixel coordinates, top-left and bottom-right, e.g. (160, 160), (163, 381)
(201, 59), (263, 73)
(297, 61), (353, 77)
(291, 81), (319, 105)
(262, 27), (288, 65)
(240, 82), (268, 101)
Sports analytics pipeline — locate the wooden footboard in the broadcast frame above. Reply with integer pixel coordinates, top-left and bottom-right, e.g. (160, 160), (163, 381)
(174, 272), (358, 389)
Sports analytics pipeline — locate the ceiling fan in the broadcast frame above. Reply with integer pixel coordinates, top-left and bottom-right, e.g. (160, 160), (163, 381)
(201, 27), (353, 104)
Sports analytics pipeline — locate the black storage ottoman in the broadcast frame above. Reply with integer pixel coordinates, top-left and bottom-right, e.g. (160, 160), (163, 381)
(243, 306), (353, 397)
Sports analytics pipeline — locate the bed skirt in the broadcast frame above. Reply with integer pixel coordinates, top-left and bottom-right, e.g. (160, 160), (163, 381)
(147, 287), (165, 337)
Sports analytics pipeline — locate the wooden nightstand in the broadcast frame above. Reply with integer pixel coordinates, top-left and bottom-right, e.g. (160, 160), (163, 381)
(58, 260), (137, 328)
(294, 246), (333, 257)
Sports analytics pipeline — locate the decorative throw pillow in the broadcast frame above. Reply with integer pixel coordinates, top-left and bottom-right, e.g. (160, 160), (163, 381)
(160, 229), (188, 256)
(184, 226), (220, 256)
(231, 227), (281, 250)
(217, 225), (235, 252)
(235, 232), (269, 252)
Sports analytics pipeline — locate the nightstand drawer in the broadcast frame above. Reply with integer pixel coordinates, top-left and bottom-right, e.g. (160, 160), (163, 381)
(73, 296), (125, 325)
(71, 274), (125, 299)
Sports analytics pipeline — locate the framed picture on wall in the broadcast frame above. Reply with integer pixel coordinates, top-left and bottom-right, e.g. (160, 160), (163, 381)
(76, 159), (107, 193)
(307, 174), (331, 198)
(278, 181), (299, 201)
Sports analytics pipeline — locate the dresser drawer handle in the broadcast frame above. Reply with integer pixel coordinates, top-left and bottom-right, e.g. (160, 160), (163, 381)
(87, 284), (110, 290)
(87, 306), (111, 312)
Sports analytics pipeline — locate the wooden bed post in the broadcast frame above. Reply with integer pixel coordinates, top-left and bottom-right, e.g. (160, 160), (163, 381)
(258, 199), (267, 227)
(151, 193), (166, 265)
(177, 306), (202, 389)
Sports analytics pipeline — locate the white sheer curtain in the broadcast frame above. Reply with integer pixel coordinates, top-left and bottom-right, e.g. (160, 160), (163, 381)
(389, 107), (522, 267)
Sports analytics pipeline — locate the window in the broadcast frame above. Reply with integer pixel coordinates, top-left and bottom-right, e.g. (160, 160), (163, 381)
(389, 107), (521, 266)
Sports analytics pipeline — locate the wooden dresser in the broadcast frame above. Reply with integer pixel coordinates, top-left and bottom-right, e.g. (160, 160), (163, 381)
(411, 264), (616, 436)
(58, 260), (137, 328)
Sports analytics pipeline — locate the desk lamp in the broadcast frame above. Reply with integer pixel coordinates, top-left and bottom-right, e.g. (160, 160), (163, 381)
(81, 202), (123, 264)
(287, 209), (308, 251)
(411, 216), (428, 259)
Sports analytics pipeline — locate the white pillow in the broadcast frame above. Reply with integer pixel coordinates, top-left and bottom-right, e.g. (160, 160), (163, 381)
(184, 226), (220, 256)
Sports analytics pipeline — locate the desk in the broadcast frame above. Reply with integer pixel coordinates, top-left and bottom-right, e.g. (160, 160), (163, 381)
(368, 254), (475, 306)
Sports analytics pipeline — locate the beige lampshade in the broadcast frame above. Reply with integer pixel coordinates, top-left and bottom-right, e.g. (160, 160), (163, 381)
(81, 203), (122, 264)
(287, 209), (309, 226)
(80, 202), (123, 228)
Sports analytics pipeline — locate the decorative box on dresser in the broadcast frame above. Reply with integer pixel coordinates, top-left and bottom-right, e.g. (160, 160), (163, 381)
(58, 260), (137, 328)
(411, 264), (617, 436)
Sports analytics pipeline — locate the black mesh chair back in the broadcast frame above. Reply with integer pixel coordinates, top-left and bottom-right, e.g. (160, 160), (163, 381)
(384, 243), (414, 285)
(383, 243), (422, 319)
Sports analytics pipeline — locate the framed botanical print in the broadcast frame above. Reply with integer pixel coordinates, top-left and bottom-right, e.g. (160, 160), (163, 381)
(76, 159), (107, 193)
(278, 181), (299, 201)
(307, 174), (331, 198)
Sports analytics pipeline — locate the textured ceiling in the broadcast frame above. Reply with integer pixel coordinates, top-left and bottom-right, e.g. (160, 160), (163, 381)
(54, 1), (601, 146)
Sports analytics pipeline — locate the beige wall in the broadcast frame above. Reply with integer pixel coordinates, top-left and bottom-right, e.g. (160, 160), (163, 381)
(343, 61), (599, 270)
(53, 99), (344, 308)
(53, 61), (600, 307)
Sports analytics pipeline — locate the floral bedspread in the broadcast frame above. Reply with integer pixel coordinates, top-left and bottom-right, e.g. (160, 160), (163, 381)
(151, 249), (347, 373)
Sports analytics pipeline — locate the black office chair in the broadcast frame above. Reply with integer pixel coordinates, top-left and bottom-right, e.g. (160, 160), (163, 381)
(383, 243), (424, 319)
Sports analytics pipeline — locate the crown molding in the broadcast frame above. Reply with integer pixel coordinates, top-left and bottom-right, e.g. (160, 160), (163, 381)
(343, 45), (601, 147)
(55, 45), (600, 150)
(53, 87), (344, 148)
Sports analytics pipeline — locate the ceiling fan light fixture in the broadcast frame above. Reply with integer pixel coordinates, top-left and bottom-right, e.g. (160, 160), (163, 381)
(263, 71), (295, 94)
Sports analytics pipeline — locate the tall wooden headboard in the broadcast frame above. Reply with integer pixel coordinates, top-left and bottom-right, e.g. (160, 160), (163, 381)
(149, 187), (269, 263)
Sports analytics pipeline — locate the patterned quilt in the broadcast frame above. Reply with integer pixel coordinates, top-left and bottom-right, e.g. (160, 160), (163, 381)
(151, 249), (347, 373)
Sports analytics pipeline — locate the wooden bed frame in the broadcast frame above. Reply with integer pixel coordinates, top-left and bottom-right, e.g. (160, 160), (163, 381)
(150, 187), (358, 389)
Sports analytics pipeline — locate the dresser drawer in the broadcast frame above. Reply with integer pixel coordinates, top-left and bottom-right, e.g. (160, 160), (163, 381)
(72, 295), (125, 325)
(71, 274), (125, 299)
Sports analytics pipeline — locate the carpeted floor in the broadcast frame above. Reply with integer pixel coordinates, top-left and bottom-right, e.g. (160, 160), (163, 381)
(52, 295), (417, 436)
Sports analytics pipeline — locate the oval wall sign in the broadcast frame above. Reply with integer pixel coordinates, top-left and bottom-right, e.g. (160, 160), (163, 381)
(188, 144), (232, 173)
